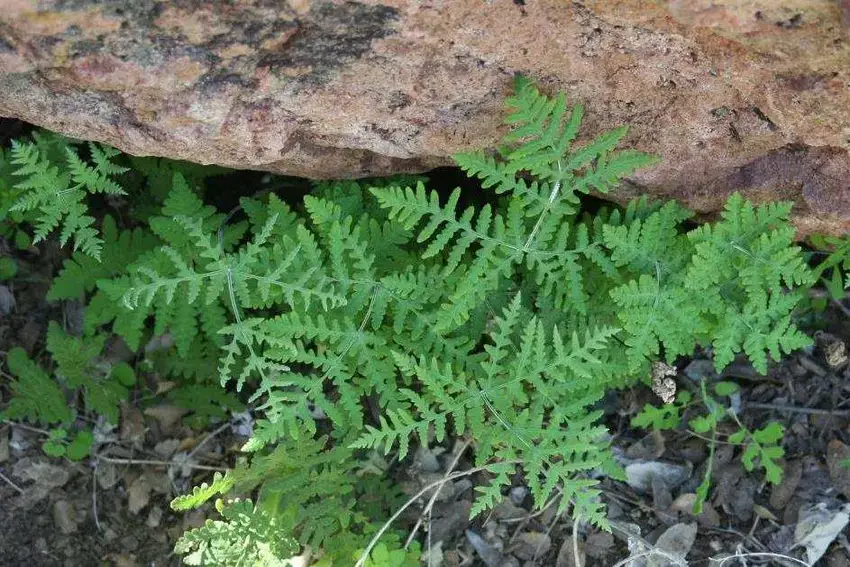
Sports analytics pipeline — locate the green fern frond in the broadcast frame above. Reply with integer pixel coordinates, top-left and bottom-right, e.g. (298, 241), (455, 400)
(1, 348), (73, 425)
(171, 472), (235, 511)
(46, 322), (131, 424)
(8, 138), (127, 259)
(352, 293), (619, 528)
(65, 144), (128, 194)
(175, 499), (297, 566)
(604, 201), (693, 274)
(456, 74), (657, 205)
(610, 274), (706, 368)
(712, 291), (811, 373)
(47, 215), (159, 301)
(687, 193), (811, 296)
(119, 199), (344, 361)
(469, 461), (515, 518)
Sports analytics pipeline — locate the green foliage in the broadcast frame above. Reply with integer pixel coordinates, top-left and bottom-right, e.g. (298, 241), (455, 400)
(7, 135), (127, 259)
(354, 541), (421, 567)
(48, 215), (159, 302)
(2, 348), (73, 425)
(631, 391), (692, 430)
(803, 234), (850, 316)
(42, 428), (94, 461)
(175, 498), (296, 566)
(352, 294), (621, 522)
(0, 338), (99, 461)
(95, 173), (246, 355)
(167, 384), (245, 428)
(0, 257), (17, 280)
(809, 234), (850, 292)
(172, 436), (413, 565)
(686, 195), (812, 372)
(46, 322), (134, 425)
(732, 421), (785, 484)
(634, 379), (785, 513)
(608, 195), (811, 373)
(0, 76), (822, 564)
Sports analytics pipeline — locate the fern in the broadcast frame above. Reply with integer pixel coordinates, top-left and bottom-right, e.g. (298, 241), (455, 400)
(7, 137), (127, 259)
(605, 194), (812, 373)
(1, 348), (73, 425)
(147, 77), (814, 553)
(94, 173), (253, 355)
(4, 76), (816, 564)
(685, 194), (813, 372)
(171, 436), (410, 565)
(352, 294), (619, 525)
(46, 322), (134, 425)
(175, 498), (297, 566)
(48, 214), (159, 301)
(167, 384), (245, 428)
(172, 471), (236, 511)
(117, 184), (340, 363)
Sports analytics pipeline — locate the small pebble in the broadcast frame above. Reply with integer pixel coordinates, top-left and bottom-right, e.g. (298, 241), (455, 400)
(513, 532), (552, 561)
(153, 439), (181, 459)
(510, 486), (528, 505)
(120, 535), (139, 552)
(53, 500), (77, 535)
(183, 509), (206, 530)
(413, 447), (440, 473)
(146, 506), (163, 528)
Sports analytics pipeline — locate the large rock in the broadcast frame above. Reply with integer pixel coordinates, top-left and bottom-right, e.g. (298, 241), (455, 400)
(1, 0), (849, 235)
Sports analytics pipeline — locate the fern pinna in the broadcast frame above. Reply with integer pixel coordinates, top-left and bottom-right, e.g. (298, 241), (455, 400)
(78, 76), (812, 564)
(6, 134), (128, 259)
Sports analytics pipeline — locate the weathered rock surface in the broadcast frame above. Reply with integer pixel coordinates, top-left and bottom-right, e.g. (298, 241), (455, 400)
(1, 0), (849, 235)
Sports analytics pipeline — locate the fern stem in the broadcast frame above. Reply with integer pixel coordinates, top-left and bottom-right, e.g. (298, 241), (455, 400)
(480, 391), (534, 451)
(314, 284), (380, 386)
(523, 161), (562, 252)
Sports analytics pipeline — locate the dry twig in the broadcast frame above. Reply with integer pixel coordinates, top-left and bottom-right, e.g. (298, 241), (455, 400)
(405, 439), (472, 549)
(96, 454), (226, 472)
(745, 402), (850, 417)
(356, 463), (519, 567)
(0, 469), (24, 494)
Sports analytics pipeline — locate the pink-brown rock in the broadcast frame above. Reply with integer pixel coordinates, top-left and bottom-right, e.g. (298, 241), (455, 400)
(1, 1), (849, 235)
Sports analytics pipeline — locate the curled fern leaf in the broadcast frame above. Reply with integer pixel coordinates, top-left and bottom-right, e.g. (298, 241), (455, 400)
(171, 471), (235, 511)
